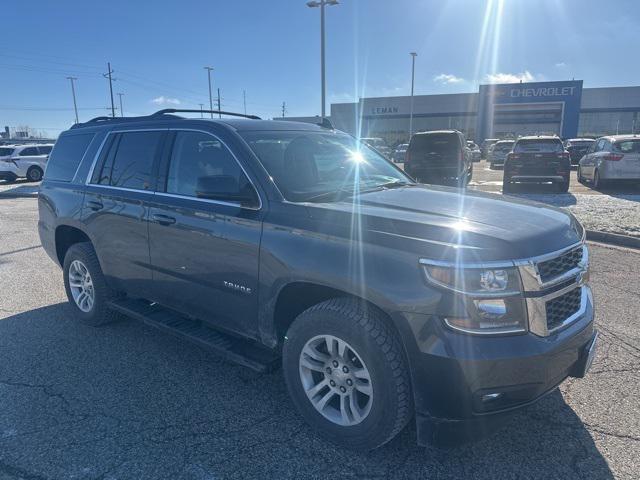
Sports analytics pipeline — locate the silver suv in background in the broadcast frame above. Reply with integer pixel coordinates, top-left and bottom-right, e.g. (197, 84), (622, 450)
(578, 135), (640, 189)
(488, 140), (515, 168)
(0, 144), (53, 183)
(467, 141), (482, 162)
(391, 143), (409, 163)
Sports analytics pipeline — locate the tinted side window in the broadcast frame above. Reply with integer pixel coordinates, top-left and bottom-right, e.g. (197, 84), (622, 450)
(98, 131), (162, 190)
(19, 147), (40, 156)
(166, 131), (252, 199)
(38, 146), (53, 154)
(44, 134), (95, 182)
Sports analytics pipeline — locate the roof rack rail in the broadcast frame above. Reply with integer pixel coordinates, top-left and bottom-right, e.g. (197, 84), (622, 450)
(152, 109), (261, 120)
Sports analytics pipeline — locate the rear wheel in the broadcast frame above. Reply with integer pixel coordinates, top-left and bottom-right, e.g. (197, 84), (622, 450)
(63, 242), (122, 326)
(282, 298), (412, 451)
(26, 166), (43, 182)
(502, 176), (513, 193)
(556, 179), (570, 193)
(577, 166), (584, 184)
(593, 170), (604, 190)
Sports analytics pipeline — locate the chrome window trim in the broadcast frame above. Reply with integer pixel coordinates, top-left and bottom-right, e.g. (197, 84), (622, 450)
(83, 127), (263, 210)
(85, 128), (165, 187)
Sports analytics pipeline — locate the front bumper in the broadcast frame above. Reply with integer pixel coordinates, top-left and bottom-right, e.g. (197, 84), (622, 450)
(0, 165), (18, 181)
(395, 282), (594, 445)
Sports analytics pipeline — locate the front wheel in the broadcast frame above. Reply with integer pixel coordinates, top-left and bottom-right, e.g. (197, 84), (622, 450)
(556, 179), (570, 193)
(282, 298), (412, 451)
(502, 176), (513, 193)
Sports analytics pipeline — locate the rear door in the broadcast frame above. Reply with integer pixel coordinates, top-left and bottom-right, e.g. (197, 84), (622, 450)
(83, 129), (166, 297)
(147, 129), (263, 338)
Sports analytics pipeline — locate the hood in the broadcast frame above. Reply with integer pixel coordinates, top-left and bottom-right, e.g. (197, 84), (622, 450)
(306, 185), (582, 263)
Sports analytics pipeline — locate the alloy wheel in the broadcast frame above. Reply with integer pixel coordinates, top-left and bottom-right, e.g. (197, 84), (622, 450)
(299, 334), (373, 426)
(68, 259), (95, 312)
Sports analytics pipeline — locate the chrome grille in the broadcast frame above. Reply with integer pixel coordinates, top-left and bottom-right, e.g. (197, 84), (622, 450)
(537, 246), (583, 283)
(545, 287), (582, 330)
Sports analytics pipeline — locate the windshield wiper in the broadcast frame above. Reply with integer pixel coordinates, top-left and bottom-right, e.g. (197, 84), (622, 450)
(302, 186), (356, 203)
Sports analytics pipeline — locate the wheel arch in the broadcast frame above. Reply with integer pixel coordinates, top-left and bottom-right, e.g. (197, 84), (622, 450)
(55, 224), (92, 266)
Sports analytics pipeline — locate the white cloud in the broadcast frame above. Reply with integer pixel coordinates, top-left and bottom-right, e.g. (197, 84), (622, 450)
(433, 73), (465, 84)
(555, 62), (567, 68)
(151, 95), (181, 106)
(483, 71), (538, 84)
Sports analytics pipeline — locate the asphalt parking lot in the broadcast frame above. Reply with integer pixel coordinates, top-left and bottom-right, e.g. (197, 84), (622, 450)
(0, 196), (639, 479)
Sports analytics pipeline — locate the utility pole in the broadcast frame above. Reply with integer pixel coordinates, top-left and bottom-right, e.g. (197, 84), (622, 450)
(217, 88), (221, 118)
(199, 103), (204, 118)
(66, 76), (79, 124)
(243, 90), (247, 115)
(117, 93), (124, 117)
(282, 101), (286, 118)
(204, 66), (214, 118)
(409, 52), (417, 139)
(306, 0), (339, 121)
(103, 62), (116, 118)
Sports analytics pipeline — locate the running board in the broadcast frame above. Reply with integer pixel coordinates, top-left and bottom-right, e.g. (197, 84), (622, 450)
(108, 298), (279, 373)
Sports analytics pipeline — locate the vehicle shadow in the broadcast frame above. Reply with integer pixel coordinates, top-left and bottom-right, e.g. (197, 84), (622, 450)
(0, 303), (613, 479)
(505, 184), (579, 207)
(0, 179), (40, 198)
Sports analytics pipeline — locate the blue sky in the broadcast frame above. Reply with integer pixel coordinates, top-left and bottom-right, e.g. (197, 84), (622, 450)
(2, 0), (640, 137)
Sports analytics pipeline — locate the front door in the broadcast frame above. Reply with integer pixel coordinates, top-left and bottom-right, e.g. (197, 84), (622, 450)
(148, 129), (263, 338)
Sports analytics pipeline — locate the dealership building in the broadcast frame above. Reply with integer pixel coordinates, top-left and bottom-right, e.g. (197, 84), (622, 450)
(327, 80), (640, 145)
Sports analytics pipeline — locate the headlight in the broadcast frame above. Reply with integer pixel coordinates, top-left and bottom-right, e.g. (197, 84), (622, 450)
(422, 264), (521, 296)
(420, 262), (527, 335)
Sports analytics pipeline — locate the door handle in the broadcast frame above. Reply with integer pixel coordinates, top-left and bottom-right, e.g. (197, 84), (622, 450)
(151, 213), (176, 225)
(86, 200), (103, 211)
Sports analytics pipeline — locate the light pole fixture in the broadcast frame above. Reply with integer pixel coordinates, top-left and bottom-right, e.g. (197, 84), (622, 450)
(409, 52), (418, 139)
(204, 66), (214, 118)
(306, 0), (339, 121)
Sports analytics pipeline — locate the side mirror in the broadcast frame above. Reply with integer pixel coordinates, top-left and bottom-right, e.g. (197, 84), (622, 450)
(195, 175), (258, 207)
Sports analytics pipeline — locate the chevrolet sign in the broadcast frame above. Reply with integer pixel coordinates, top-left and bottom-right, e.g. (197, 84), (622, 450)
(510, 86), (576, 98)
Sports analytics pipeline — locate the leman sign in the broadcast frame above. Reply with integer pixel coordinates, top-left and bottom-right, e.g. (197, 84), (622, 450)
(370, 106), (399, 115)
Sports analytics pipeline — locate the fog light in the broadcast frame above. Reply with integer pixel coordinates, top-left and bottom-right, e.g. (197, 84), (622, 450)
(474, 299), (507, 320)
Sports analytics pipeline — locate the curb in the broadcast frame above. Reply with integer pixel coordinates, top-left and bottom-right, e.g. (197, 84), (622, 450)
(586, 230), (640, 250)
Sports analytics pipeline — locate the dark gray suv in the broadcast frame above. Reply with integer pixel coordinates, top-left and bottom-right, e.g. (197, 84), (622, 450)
(38, 110), (597, 450)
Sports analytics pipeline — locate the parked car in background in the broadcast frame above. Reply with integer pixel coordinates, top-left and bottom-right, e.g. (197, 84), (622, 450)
(0, 143), (53, 182)
(481, 138), (499, 158)
(488, 140), (515, 168)
(391, 143), (409, 163)
(467, 141), (482, 162)
(405, 130), (472, 186)
(38, 110), (596, 450)
(565, 138), (595, 167)
(503, 136), (570, 192)
(361, 137), (392, 159)
(578, 135), (640, 189)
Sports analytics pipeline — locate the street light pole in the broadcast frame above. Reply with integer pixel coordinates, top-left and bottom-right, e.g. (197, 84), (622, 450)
(66, 76), (79, 124)
(199, 103), (204, 118)
(307, 0), (339, 120)
(117, 93), (124, 117)
(204, 66), (214, 118)
(409, 52), (417, 140)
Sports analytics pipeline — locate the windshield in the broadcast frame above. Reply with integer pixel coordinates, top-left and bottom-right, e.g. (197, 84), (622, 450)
(242, 131), (412, 202)
(514, 139), (564, 153)
(0, 147), (15, 156)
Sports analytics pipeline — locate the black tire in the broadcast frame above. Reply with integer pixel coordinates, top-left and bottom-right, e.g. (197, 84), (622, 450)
(593, 170), (604, 190)
(577, 166), (584, 184)
(63, 242), (121, 326)
(556, 179), (570, 193)
(26, 166), (43, 182)
(282, 298), (412, 451)
(502, 176), (513, 193)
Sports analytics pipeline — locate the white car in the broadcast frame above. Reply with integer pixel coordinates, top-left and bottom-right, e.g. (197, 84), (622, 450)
(0, 144), (53, 182)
